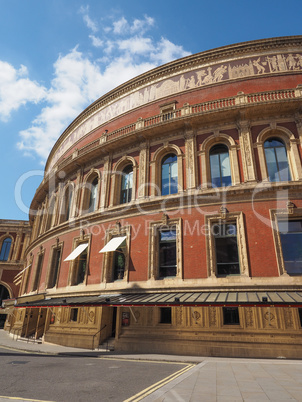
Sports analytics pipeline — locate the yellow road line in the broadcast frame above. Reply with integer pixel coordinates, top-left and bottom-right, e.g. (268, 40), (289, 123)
(124, 363), (195, 402)
(0, 396), (53, 402)
(99, 356), (188, 365)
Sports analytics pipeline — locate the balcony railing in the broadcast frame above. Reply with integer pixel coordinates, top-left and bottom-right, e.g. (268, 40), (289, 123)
(46, 87), (300, 178)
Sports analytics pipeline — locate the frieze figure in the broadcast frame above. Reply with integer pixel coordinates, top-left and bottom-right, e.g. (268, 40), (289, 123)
(253, 58), (266, 74)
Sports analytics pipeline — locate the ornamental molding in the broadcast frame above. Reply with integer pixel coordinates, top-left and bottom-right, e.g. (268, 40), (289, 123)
(45, 37), (302, 174)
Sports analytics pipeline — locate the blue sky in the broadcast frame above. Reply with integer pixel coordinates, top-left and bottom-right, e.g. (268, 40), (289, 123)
(1, 0), (301, 220)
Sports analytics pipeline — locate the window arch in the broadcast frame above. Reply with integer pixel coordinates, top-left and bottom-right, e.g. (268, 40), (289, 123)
(81, 171), (101, 214)
(256, 127), (302, 182)
(60, 184), (73, 223)
(109, 156), (137, 207)
(209, 144), (232, 187)
(120, 165), (133, 204)
(200, 133), (240, 189)
(45, 196), (56, 231)
(88, 177), (99, 212)
(0, 237), (12, 261)
(161, 153), (178, 195)
(264, 137), (291, 182)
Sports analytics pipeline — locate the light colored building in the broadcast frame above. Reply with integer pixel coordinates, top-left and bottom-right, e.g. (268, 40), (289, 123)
(0, 220), (31, 329)
(9, 36), (302, 357)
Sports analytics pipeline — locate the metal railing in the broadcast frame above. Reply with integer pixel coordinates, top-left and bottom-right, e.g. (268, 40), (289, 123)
(92, 324), (107, 350)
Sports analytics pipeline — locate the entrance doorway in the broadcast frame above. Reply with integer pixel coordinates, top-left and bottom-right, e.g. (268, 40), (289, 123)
(111, 307), (117, 337)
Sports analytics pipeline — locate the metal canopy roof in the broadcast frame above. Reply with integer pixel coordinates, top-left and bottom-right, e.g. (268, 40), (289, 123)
(16, 291), (302, 308)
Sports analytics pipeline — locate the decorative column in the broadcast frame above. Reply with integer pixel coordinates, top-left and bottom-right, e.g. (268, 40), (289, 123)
(184, 130), (198, 190)
(138, 143), (149, 199)
(199, 149), (208, 188)
(238, 120), (257, 183)
(100, 155), (112, 210)
(21, 233), (31, 260)
(12, 232), (21, 261)
(74, 168), (83, 217)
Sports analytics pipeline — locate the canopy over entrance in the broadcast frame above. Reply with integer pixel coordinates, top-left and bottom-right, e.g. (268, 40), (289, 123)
(16, 291), (302, 308)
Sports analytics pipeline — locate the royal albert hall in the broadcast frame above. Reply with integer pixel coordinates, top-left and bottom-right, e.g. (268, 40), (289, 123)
(11, 36), (302, 358)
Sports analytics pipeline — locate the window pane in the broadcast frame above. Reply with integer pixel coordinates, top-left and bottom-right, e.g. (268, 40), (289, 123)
(279, 220), (302, 233)
(33, 254), (44, 291)
(299, 308), (302, 327)
(264, 138), (291, 182)
(76, 250), (87, 285)
(159, 229), (177, 277)
(210, 145), (231, 187)
(214, 224), (240, 276)
(49, 248), (61, 288)
(223, 307), (240, 325)
(275, 147), (291, 181)
(160, 307), (171, 324)
(120, 166), (133, 204)
(210, 153), (220, 186)
(280, 233), (302, 275)
(161, 154), (178, 195)
(264, 138), (284, 148)
(220, 151), (231, 178)
(0, 238), (12, 261)
(113, 249), (125, 280)
(264, 147), (279, 181)
(88, 179), (98, 212)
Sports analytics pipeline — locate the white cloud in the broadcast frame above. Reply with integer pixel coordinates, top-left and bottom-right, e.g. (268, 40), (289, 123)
(0, 61), (46, 122)
(112, 15), (155, 36)
(16, 13), (191, 161)
(113, 17), (128, 35)
(118, 37), (154, 54)
(130, 16), (155, 34)
(79, 5), (98, 33)
(150, 37), (191, 64)
(89, 35), (103, 48)
(18, 48), (104, 160)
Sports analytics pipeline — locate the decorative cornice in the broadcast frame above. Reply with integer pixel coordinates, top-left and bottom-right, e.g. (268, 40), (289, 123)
(44, 36), (302, 174)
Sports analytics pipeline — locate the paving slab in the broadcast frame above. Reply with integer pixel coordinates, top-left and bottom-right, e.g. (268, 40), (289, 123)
(1, 330), (302, 401)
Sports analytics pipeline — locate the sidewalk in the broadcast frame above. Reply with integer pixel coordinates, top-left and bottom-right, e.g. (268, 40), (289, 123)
(0, 329), (203, 362)
(1, 329), (302, 401)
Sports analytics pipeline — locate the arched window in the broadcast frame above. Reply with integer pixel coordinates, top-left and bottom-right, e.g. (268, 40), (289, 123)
(0, 238), (12, 261)
(210, 144), (232, 187)
(45, 197), (56, 231)
(161, 154), (178, 195)
(61, 186), (73, 223)
(120, 165), (133, 204)
(264, 138), (291, 182)
(88, 177), (98, 212)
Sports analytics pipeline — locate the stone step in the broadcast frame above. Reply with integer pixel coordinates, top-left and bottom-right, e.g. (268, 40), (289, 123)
(17, 336), (42, 344)
(97, 337), (115, 351)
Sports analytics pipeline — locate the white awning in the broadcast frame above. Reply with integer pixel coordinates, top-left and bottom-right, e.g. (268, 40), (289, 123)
(13, 264), (32, 285)
(64, 243), (88, 261)
(99, 236), (126, 253)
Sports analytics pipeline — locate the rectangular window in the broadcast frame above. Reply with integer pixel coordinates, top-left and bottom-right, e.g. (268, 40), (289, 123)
(159, 229), (177, 278)
(32, 253), (44, 291)
(278, 220), (302, 275)
(70, 308), (78, 322)
(160, 307), (171, 324)
(48, 247), (62, 288)
(298, 308), (302, 328)
(223, 307), (240, 325)
(74, 248), (88, 285)
(214, 224), (240, 276)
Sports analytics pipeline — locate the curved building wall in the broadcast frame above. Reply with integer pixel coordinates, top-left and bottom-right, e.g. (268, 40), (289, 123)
(13, 36), (302, 357)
